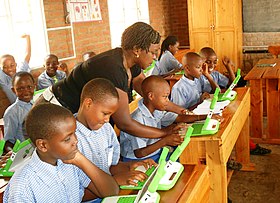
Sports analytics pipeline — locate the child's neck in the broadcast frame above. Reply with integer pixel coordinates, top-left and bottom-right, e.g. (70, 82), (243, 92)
(37, 150), (57, 166)
(143, 100), (156, 115)
(184, 73), (195, 81)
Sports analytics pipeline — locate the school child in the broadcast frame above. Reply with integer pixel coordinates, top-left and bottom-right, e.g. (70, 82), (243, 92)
(0, 34), (31, 103)
(3, 104), (119, 202)
(3, 72), (35, 152)
(58, 62), (69, 76)
(82, 51), (96, 61)
(120, 75), (221, 162)
(171, 52), (217, 109)
(75, 78), (156, 187)
(152, 36), (182, 76)
(200, 47), (271, 155)
(37, 54), (66, 90)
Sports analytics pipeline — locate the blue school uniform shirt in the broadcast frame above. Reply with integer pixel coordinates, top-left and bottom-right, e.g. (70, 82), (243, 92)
(37, 70), (66, 90)
(152, 50), (182, 75)
(3, 149), (91, 203)
(171, 75), (206, 109)
(0, 61), (30, 103)
(200, 71), (229, 93)
(3, 98), (33, 144)
(120, 98), (163, 160)
(76, 120), (120, 174)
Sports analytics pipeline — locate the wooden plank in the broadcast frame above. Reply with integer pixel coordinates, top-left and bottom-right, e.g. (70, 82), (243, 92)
(266, 79), (280, 138)
(262, 65), (280, 79)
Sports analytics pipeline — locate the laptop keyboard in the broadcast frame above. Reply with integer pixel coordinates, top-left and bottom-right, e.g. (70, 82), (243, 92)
(117, 196), (136, 203)
(136, 166), (155, 187)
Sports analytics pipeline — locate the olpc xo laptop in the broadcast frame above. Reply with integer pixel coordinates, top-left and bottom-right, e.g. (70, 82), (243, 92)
(120, 126), (193, 191)
(0, 139), (34, 177)
(218, 69), (241, 101)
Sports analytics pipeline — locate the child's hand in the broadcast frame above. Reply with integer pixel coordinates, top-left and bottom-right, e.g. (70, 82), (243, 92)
(222, 56), (234, 70)
(181, 109), (194, 115)
(114, 170), (148, 186)
(62, 150), (82, 165)
(200, 92), (210, 102)
(163, 133), (184, 146)
(202, 62), (210, 75)
(129, 159), (157, 171)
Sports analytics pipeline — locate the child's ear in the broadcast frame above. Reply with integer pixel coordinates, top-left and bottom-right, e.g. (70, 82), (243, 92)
(84, 98), (93, 109)
(36, 139), (48, 153)
(147, 92), (153, 100)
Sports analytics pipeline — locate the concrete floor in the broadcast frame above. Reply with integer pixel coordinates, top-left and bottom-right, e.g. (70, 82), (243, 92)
(228, 144), (280, 203)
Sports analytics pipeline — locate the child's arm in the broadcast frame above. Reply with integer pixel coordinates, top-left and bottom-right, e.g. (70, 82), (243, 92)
(175, 113), (223, 123)
(202, 63), (219, 92)
(21, 34), (31, 64)
(65, 151), (119, 198)
(222, 56), (235, 84)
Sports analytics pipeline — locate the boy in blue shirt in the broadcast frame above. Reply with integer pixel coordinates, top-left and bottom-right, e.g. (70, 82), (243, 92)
(0, 34), (31, 103)
(3, 103), (119, 202)
(75, 78), (156, 188)
(171, 52), (217, 109)
(3, 72), (35, 152)
(37, 54), (66, 90)
(120, 75), (220, 162)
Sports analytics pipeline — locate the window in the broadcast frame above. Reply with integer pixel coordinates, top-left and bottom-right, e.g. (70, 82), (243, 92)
(0, 0), (48, 68)
(107, 0), (150, 48)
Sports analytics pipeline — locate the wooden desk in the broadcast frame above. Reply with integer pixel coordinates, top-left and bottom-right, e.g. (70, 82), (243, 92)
(180, 87), (255, 203)
(244, 58), (280, 144)
(119, 164), (210, 203)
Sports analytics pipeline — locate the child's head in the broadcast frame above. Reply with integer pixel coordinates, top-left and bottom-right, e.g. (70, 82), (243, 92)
(26, 103), (78, 161)
(159, 36), (179, 59)
(78, 78), (119, 130)
(82, 51), (96, 62)
(0, 54), (17, 77)
(58, 62), (68, 74)
(12, 71), (35, 103)
(43, 54), (59, 77)
(199, 47), (218, 73)
(141, 75), (170, 111)
(182, 52), (203, 80)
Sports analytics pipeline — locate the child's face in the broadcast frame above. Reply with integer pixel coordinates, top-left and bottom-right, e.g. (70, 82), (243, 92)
(1, 56), (17, 77)
(45, 117), (78, 161)
(150, 83), (170, 111)
(84, 97), (119, 130)
(185, 57), (204, 79)
(169, 42), (180, 55)
(12, 75), (35, 102)
(204, 54), (218, 73)
(44, 56), (59, 77)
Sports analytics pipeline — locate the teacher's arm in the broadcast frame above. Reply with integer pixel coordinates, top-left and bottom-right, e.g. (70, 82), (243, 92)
(113, 88), (166, 139)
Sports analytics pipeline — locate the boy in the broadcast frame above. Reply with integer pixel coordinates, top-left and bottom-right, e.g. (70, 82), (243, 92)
(120, 76), (221, 162)
(3, 72), (35, 152)
(3, 104), (119, 202)
(75, 78), (156, 187)
(0, 34), (31, 103)
(199, 47), (235, 93)
(171, 52), (217, 109)
(37, 54), (66, 90)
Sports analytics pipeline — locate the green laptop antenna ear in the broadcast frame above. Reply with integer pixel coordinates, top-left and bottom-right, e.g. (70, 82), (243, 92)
(169, 126), (193, 162)
(159, 147), (169, 164)
(203, 88), (220, 130)
(0, 140), (5, 156)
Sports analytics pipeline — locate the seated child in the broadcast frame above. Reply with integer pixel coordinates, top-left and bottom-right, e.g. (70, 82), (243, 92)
(3, 72), (35, 152)
(120, 75), (221, 162)
(0, 34), (31, 103)
(75, 78), (156, 187)
(82, 51), (96, 61)
(152, 36), (182, 76)
(3, 104), (119, 202)
(37, 54), (66, 90)
(171, 52), (217, 109)
(58, 62), (69, 76)
(199, 47), (235, 93)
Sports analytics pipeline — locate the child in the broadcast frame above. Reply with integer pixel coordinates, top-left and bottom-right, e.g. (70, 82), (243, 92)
(3, 104), (119, 202)
(3, 72), (35, 152)
(58, 62), (69, 75)
(37, 54), (66, 90)
(199, 47), (235, 93)
(75, 78), (156, 187)
(152, 36), (182, 76)
(0, 34), (31, 103)
(200, 47), (271, 155)
(171, 52), (217, 109)
(120, 75), (220, 162)
(82, 51), (96, 61)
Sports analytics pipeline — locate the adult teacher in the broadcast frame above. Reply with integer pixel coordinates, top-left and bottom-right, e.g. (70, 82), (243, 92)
(39, 22), (185, 139)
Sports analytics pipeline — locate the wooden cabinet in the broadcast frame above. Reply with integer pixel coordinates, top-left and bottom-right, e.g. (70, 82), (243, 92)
(188, 0), (243, 72)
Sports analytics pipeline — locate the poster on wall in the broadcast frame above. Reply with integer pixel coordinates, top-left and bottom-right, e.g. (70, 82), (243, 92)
(67, 0), (102, 22)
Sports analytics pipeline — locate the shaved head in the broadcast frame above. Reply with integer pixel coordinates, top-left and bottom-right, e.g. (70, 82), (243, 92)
(141, 75), (169, 99)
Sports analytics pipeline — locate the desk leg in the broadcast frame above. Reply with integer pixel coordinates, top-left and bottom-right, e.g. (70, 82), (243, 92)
(206, 141), (227, 203)
(236, 116), (255, 171)
(249, 80), (263, 138)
